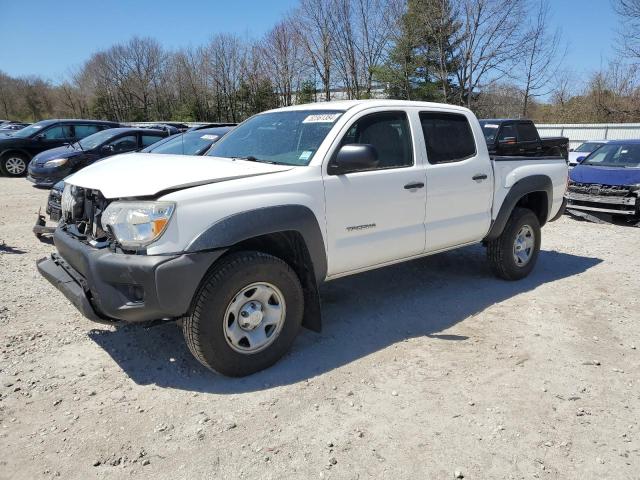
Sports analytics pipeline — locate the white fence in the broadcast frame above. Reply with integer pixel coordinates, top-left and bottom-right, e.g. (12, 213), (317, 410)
(537, 123), (640, 149)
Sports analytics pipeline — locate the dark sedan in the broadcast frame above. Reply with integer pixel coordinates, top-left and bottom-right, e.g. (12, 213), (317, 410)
(0, 119), (120, 177)
(27, 127), (168, 187)
(141, 126), (234, 155)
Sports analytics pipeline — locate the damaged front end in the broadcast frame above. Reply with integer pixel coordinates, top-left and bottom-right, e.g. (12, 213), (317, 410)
(59, 183), (112, 247)
(565, 182), (640, 224)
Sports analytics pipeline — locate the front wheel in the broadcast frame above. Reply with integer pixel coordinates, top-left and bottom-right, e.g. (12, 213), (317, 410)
(487, 207), (541, 280)
(182, 251), (304, 377)
(1, 152), (29, 177)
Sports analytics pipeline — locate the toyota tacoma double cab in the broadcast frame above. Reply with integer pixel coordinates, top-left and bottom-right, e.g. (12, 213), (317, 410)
(37, 100), (568, 377)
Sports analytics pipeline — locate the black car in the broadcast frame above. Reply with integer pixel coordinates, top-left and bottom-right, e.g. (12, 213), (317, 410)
(479, 119), (569, 159)
(0, 119), (120, 177)
(27, 127), (168, 187)
(141, 126), (234, 155)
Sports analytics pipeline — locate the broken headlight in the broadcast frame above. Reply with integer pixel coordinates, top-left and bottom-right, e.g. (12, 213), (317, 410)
(101, 201), (175, 249)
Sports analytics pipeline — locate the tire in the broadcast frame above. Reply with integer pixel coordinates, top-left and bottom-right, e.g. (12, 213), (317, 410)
(1, 152), (29, 177)
(182, 251), (304, 377)
(487, 207), (541, 281)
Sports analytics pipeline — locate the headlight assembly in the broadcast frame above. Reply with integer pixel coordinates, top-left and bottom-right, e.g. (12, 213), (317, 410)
(44, 158), (68, 167)
(101, 201), (175, 249)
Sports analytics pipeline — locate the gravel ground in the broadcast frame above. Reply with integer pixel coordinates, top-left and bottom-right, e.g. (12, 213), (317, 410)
(0, 176), (639, 480)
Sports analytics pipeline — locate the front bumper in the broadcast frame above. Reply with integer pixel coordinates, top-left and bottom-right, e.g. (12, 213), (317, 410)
(37, 228), (225, 323)
(27, 165), (71, 187)
(565, 191), (638, 216)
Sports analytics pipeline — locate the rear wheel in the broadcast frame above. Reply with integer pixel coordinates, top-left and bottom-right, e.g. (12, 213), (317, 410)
(182, 251), (304, 377)
(487, 208), (541, 280)
(1, 152), (29, 177)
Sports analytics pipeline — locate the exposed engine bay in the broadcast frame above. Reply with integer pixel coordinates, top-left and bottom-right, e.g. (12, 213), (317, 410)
(61, 184), (112, 245)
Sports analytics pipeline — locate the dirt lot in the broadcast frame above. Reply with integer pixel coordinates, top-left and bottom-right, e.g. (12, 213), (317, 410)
(0, 176), (639, 480)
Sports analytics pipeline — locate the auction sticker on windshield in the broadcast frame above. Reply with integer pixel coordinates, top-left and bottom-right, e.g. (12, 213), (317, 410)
(303, 113), (341, 123)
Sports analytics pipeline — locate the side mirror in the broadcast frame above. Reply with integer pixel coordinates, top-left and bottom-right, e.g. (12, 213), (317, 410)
(102, 144), (115, 153)
(35, 134), (45, 141)
(328, 144), (378, 175)
(576, 156), (587, 163)
(569, 148), (574, 152)
(498, 137), (517, 145)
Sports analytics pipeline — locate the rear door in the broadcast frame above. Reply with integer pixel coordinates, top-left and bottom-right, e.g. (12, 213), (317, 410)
(73, 124), (103, 142)
(322, 109), (427, 275)
(141, 133), (165, 150)
(420, 111), (493, 252)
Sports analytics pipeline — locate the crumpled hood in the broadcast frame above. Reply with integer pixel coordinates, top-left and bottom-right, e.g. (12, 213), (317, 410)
(570, 164), (640, 186)
(65, 152), (294, 198)
(32, 145), (81, 165)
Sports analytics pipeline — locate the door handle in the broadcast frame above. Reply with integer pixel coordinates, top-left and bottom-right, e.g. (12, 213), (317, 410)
(472, 174), (488, 181)
(404, 182), (425, 190)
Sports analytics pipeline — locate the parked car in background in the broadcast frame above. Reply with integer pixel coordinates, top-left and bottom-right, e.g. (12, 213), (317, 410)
(0, 119), (120, 177)
(32, 127), (199, 237)
(565, 140), (640, 220)
(27, 127), (168, 187)
(142, 126), (234, 156)
(37, 100), (568, 376)
(568, 140), (608, 167)
(480, 119), (569, 160)
(0, 122), (30, 134)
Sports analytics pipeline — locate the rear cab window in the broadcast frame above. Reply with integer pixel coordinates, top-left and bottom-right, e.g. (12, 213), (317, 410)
(516, 122), (539, 142)
(419, 112), (476, 164)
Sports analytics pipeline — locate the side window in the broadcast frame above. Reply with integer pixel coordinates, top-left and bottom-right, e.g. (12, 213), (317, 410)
(497, 124), (516, 141)
(41, 125), (73, 140)
(338, 111), (412, 170)
(74, 124), (101, 138)
(107, 135), (138, 153)
(419, 112), (476, 164)
(516, 122), (538, 142)
(141, 134), (163, 148)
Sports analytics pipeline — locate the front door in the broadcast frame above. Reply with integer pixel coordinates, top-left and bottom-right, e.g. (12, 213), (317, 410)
(322, 110), (427, 276)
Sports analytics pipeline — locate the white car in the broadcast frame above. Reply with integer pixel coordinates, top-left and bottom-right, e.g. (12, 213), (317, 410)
(37, 100), (568, 376)
(569, 140), (609, 167)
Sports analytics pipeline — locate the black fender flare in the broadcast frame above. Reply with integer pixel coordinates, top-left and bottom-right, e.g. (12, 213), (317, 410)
(484, 175), (553, 241)
(186, 204), (328, 284)
(186, 205), (327, 332)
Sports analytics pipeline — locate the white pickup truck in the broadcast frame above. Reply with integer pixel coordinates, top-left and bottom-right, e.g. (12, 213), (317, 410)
(38, 100), (568, 376)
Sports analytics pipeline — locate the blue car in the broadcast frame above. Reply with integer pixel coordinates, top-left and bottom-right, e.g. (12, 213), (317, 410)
(565, 140), (640, 220)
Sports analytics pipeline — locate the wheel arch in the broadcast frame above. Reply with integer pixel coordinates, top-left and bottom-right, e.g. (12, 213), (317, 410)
(484, 175), (553, 242)
(185, 205), (327, 332)
(0, 148), (32, 161)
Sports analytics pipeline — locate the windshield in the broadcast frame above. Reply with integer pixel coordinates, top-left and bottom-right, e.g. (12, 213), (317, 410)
(76, 129), (120, 150)
(479, 122), (501, 143)
(207, 110), (344, 165)
(11, 121), (52, 138)
(582, 144), (640, 168)
(575, 142), (604, 153)
(147, 131), (220, 155)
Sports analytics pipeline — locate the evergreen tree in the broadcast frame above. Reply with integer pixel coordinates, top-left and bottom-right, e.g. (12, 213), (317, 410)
(374, 0), (461, 102)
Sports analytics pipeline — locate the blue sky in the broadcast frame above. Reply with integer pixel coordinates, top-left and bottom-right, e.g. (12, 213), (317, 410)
(0, 0), (619, 82)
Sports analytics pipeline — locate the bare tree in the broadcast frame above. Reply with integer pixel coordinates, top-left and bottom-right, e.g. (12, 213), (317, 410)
(454, 0), (526, 107)
(612, 0), (640, 60)
(519, 0), (564, 117)
(293, 0), (334, 101)
(260, 20), (306, 106)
